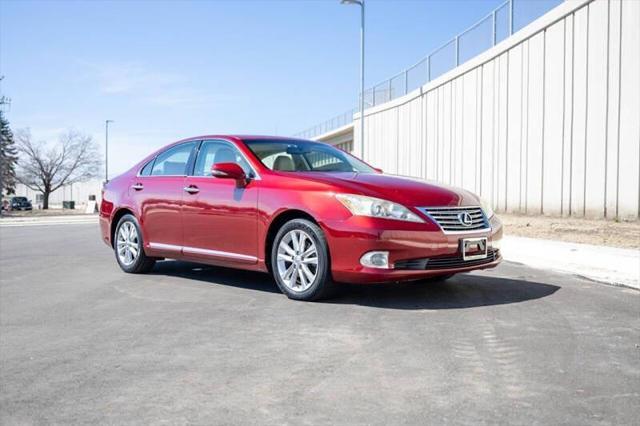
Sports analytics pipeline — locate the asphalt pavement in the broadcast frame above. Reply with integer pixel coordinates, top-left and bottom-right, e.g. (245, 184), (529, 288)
(0, 223), (638, 425)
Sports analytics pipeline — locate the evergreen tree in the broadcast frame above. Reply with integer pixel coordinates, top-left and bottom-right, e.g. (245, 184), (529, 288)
(0, 110), (18, 196)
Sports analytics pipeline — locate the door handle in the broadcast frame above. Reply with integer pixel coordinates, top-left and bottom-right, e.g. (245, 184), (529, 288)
(131, 183), (144, 191)
(184, 185), (200, 194)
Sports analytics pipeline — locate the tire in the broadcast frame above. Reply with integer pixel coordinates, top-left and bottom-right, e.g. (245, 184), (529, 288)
(270, 218), (335, 301)
(114, 214), (156, 274)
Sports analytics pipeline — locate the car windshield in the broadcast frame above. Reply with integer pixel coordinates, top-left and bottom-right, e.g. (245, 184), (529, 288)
(244, 140), (375, 173)
(13, 197), (27, 202)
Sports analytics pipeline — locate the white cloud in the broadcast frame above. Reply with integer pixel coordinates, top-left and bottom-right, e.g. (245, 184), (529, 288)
(83, 61), (214, 108)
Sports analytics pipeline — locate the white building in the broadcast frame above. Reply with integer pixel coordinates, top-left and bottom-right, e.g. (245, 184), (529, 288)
(11, 179), (103, 211)
(311, 0), (639, 220)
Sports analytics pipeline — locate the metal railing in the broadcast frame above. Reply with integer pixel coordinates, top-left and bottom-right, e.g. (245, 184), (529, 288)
(294, 0), (562, 139)
(294, 108), (357, 140)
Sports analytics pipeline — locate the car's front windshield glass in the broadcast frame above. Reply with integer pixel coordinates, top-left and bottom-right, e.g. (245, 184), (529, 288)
(244, 140), (375, 173)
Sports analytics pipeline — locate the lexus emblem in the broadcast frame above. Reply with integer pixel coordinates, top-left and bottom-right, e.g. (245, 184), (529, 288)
(458, 212), (473, 227)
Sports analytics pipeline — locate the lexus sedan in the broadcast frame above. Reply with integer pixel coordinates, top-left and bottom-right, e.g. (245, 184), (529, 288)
(100, 136), (502, 301)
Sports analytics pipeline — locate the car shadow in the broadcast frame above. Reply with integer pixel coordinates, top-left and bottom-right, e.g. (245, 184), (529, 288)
(150, 260), (281, 294)
(150, 260), (560, 310)
(332, 275), (560, 310)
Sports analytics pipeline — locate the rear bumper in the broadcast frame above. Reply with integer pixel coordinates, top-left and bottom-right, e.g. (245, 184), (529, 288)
(322, 215), (503, 284)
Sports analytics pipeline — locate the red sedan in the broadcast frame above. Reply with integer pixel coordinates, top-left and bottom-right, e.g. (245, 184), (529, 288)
(100, 136), (502, 301)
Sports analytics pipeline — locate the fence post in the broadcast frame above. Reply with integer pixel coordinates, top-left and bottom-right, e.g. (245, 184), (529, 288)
(455, 36), (460, 66)
(509, 0), (515, 36)
(492, 10), (497, 45)
(404, 69), (409, 95)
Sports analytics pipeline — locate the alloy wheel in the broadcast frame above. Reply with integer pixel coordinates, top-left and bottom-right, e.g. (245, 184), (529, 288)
(276, 229), (318, 292)
(116, 221), (140, 266)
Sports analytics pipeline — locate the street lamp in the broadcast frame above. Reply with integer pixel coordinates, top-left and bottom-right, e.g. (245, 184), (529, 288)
(341, 0), (365, 159)
(105, 120), (114, 182)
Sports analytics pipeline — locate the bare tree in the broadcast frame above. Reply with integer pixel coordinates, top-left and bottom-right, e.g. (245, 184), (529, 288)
(16, 129), (102, 209)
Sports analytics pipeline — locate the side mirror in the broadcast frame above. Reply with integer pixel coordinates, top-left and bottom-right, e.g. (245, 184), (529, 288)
(211, 162), (247, 186)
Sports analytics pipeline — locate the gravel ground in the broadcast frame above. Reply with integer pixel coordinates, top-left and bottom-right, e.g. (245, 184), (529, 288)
(500, 214), (640, 249)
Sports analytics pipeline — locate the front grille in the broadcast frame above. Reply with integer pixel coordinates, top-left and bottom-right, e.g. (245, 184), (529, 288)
(394, 249), (499, 270)
(417, 206), (489, 232)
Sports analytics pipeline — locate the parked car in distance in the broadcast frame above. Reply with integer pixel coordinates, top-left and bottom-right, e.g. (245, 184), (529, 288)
(100, 136), (502, 301)
(10, 196), (33, 211)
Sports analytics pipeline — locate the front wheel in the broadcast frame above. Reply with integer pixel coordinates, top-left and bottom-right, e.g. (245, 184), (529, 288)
(271, 219), (335, 301)
(114, 214), (156, 274)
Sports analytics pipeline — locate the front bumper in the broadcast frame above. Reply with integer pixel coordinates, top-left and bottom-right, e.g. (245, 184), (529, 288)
(322, 214), (503, 284)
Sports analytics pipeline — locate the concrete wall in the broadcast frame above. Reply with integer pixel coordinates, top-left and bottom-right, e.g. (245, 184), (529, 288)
(346, 0), (639, 219)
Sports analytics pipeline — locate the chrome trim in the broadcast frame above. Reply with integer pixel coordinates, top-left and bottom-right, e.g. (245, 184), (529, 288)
(417, 206), (491, 234)
(135, 138), (262, 180)
(147, 242), (257, 262)
(461, 237), (488, 261)
(136, 173), (188, 178)
(459, 211), (473, 226)
(183, 246), (257, 262)
(211, 169), (228, 177)
(148, 242), (181, 252)
(183, 186), (200, 194)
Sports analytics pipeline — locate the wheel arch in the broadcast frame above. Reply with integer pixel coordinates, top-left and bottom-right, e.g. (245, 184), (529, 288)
(264, 209), (320, 274)
(110, 207), (136, 248)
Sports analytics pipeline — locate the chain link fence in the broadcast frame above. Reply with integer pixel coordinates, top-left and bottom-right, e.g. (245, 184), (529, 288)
(294, 0), (562, 139)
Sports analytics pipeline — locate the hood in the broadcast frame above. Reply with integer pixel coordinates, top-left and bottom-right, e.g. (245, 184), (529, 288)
(287, 172), (480, 207)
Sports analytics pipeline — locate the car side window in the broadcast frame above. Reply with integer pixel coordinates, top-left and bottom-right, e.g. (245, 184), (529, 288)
(151, 142), (196, 176)
(139, 159), (154, 176)
(193, 140), (252, 176)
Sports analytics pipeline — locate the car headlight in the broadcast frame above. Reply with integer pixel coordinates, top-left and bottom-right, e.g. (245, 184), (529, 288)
(336, 194), (424, 223)
(480, 197), (495, 219)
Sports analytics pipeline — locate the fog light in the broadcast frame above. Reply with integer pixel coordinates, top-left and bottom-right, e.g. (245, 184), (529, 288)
(360, 251), (390, 269)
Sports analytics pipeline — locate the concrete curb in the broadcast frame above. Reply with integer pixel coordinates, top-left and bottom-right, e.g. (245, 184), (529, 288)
(502, 236), (639, 290)
(0, 215), (99, 227)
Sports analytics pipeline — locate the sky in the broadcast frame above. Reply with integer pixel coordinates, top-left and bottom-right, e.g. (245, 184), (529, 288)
(0, 0), (559, 176)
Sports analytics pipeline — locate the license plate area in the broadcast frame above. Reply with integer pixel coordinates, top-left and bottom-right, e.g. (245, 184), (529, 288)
(461, 237), (488, 261)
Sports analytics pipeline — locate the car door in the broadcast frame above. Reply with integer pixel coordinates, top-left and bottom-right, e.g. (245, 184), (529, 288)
(181, 139), (259, 264)
(131, 141), (197, 255)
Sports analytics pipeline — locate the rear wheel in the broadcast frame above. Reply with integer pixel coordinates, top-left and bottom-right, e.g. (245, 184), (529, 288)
(114, 214), (156, 274)
(271, 219), (335, 301)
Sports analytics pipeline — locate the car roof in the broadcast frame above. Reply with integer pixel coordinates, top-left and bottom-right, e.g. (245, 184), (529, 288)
(129, 135), (334, 175)
(174, 135), (313, 143)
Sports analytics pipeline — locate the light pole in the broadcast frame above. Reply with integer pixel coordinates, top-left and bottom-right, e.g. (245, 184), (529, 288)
(105, 119), (114, 182)
(341, 0), (365, 159)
